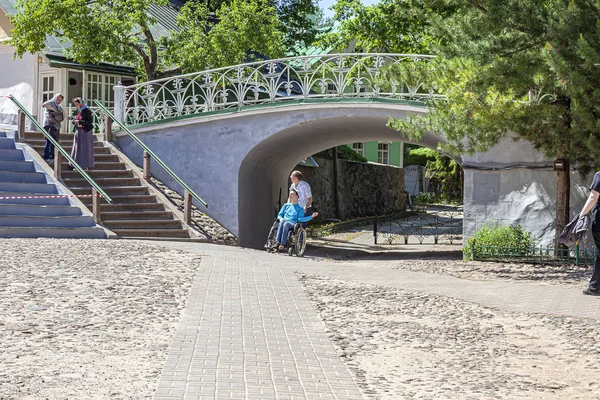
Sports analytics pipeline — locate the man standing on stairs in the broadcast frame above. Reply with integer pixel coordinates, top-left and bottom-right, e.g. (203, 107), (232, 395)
(42, 94), (65, 161)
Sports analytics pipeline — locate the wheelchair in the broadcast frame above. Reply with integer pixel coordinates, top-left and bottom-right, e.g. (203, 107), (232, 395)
(264, 219), (307, 257)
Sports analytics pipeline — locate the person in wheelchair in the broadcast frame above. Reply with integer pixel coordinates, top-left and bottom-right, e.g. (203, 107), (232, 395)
(271, 189), (318, 251)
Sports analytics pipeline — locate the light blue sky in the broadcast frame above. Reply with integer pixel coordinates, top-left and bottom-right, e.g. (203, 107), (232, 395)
(319, 0), (381, 18)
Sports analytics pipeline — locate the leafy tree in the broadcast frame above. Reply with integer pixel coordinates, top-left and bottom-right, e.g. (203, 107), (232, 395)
(404, 147), (462, 201)
(193, 0), (327, 53)
(163, 0), (284, 74)
(8, 0), (284, 80)
(387, 0), (600, 243)
(319, 0), (455, 53)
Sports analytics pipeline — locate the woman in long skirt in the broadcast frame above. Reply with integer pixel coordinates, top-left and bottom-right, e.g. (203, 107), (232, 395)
(69, 97), (95, 170)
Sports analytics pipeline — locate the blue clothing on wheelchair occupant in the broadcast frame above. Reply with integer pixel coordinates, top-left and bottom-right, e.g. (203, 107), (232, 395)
(277, 203), (313, 224)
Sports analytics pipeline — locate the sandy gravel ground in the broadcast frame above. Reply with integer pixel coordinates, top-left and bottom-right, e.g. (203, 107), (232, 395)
(300, 274), (600, 399)
(387, 259), (592, 288)
(0, 239), (201, 400)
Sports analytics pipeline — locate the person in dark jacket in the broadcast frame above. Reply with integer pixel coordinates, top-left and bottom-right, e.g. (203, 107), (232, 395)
(578, 171), (600, 295)
(69, 97), (95, 170)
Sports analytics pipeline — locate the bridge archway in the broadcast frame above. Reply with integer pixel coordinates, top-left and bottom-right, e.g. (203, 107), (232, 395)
(238, 110), (447, 248)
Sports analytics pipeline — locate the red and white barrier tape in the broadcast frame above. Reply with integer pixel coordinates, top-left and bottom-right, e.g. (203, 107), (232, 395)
(0, 193), (103, 200)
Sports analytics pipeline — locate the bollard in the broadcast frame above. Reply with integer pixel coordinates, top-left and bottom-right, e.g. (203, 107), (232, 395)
(183, 189), (192, 226)
(143, 151), (151, 180)
(92, 188), (101, 223)
(54, 147), (62, 179)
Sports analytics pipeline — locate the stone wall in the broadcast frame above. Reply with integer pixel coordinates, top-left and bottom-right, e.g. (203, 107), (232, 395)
(296, 156), (405, 221)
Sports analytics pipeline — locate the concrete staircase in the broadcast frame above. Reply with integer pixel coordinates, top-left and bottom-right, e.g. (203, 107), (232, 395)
(22, 130), (190, 238)
(0, 132), (106, 238)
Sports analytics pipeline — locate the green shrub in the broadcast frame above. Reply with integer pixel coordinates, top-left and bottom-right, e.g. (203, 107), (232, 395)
(414, 191), (461, 205)
(414, 192), (437, 204)
(463, 224), (536, 261)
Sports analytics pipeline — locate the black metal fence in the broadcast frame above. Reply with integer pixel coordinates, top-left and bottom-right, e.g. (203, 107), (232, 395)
(374, 204), (463, 245)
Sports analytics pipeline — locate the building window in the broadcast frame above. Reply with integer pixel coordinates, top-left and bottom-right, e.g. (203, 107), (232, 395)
(352, 142), (365, 157)
(378, 142), (389, 164)
(86, 72), (122, 107)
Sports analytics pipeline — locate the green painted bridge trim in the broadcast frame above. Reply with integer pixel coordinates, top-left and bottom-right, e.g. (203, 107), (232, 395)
(124, 97), (429, 131)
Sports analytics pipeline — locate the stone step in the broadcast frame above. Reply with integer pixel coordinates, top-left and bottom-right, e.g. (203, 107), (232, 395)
(0, 214), (95, 228)
(0, 170), (47, 184)
(61, 169), (133, 179)
(30, 144), (112, 154)
(61, 161), (127, 170)
(0, 160), (36, 172)
(50, 153), (119, 163)
(24, 138), (106, 148)
(0, 181), (57, 194)
(0, 203), (82, 217)
(70, 185), (149, 196)
(110, 228), (189, 238)
(102, 219), (182, 229)
(89, 202), (166, 211)
(0, 226), (106, 239)
(63, 177), (141, 187)
(0, 226), (107, 239)
(24, 131), (102, 141)
(0, 191), (71, 206)
(79, 194), (158, 205)
(100, 211), (173, 220)
(0, 137), (16, 149)
(0, 148), (25, 161)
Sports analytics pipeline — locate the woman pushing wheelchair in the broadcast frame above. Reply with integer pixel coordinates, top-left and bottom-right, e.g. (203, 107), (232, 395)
(265, 189), (318, 255)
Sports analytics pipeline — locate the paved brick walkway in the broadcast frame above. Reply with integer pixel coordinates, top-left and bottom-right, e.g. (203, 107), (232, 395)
(151, 242), (600, 400)
(154, 251), (364, 400)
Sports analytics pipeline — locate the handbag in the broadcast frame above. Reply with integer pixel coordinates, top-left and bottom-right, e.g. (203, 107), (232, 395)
(50, 110), (64, 123)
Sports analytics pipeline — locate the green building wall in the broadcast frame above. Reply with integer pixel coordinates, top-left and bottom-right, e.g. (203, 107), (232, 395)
(347, 141), (404, 167)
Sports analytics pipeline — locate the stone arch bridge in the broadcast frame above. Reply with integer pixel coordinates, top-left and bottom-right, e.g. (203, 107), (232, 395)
(109, 54), (575, 248)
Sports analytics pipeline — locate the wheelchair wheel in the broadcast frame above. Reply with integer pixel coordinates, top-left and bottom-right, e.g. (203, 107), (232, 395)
(295, 227), (307, 257)
(264, 220), (279, 251)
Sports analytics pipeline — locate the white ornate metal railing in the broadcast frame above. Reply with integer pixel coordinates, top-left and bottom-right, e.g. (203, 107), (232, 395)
(119, 53), (438, 126)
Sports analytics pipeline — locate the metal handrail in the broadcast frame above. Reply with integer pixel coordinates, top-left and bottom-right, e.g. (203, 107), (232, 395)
(8, 95), (112, 203)
(94, 101), (208, 208)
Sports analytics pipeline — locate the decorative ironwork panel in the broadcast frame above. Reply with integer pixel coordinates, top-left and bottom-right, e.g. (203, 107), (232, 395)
(122, 53), (437, 125)
(375, 205), (463, 245)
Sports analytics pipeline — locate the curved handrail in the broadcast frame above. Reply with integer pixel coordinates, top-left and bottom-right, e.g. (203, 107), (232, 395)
(94, 101), (208, 208)
(8, 95), (112, 203)
(121, 53), (439, 126)
(125, 53), (436, 87)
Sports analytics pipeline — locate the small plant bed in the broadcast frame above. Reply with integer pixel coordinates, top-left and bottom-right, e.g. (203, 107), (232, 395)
(464, 224), (594, 266)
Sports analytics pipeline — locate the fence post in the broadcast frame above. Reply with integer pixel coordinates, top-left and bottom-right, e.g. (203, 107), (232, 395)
(113, 83), (127, 124)
(17, 110), (25, 142)
(373, 215), (378, 245)
(92, 188), (101, 223)
(104, 113), (113, 142)
(54, 148), (62, 179)
(183, 189), (192, 226)
(143, 151), (151, 180)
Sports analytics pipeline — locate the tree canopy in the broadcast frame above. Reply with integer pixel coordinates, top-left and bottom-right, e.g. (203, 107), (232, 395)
(8, 0), (289, 80)
(383, 0), (600, 240)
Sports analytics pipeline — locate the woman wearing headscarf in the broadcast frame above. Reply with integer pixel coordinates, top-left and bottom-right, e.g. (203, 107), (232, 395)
(69, 97), (95, 170)
(42, 93), (65, 160)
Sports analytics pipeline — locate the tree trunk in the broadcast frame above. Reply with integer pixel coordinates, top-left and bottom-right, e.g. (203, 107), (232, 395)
(555, 159), (570, 246)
